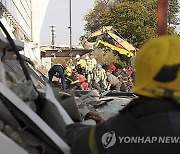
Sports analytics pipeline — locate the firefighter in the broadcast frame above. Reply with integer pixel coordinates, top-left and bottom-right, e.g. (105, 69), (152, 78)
(62, 64), (80, 90)
(68, 58), (76, 70)
(109, 64), (119, 77)
(106, 70), (121, 91)
(93, 64), (107, 90)
(48, 64), (66, 90)
(86, 52), (97, 84)
(63, 63), (72, 77)
(65, 74), (81, 90)
(73, 71), (88, 90)
(66, 35), (180, 154)
(75, 54), (87, 75)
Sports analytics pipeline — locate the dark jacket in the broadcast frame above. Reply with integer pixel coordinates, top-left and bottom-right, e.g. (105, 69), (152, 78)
(66, 97), (180, 154)
(48, 65), (66, 90)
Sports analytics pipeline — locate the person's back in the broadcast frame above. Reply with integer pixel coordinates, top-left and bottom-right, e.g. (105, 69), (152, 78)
(74, 72), (89, 90)
(66, 35), (180, 154)
(65, 75), (81, 90)
(68, 97), (180, 154)
(48, 64), (66, 90)
(106, 70), (121, 91)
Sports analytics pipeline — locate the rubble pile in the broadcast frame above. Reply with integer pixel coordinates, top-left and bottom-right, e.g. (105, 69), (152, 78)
(0, 34), (136, 154)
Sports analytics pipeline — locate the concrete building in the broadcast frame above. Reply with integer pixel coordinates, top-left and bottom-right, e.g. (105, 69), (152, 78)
(0, 0), (49, 61)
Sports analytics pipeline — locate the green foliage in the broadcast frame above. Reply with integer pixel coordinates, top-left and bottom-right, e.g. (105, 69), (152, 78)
(84, 0), (180, 65)
(84, 0), (158, 48)
(168, 0), (180, 34)
(94, 48), (119, 65)
(84, 0), (180, 47)
(51, 57), (70, 65)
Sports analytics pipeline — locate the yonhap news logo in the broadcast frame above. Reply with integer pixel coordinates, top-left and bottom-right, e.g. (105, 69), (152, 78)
(101, 132), (180, 148)
(118, 136), (180, 144)
(101, 131), (116, 148)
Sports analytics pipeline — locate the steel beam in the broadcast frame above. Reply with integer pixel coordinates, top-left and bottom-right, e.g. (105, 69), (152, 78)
(41, 49), (91, 57)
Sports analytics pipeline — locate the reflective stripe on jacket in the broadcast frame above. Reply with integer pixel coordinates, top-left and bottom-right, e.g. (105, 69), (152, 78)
(86, 58), (97, 71)
(64, 66), (72, 76)
(94, 68), (107, 81)
(69, 97), (180, 154)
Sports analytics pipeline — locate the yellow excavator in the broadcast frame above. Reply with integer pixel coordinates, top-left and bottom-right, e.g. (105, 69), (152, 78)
(80, 26), (137, 57)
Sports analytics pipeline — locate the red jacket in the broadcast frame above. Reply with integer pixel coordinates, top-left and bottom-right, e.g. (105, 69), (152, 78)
(74, 73), (86, 83)
(74, 73), (88, 89)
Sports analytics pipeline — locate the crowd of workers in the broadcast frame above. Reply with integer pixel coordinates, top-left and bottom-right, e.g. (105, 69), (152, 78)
(48, 52), (134, 92)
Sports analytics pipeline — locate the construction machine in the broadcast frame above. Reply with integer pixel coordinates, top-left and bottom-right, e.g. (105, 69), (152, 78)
(80, 26), (137, 57)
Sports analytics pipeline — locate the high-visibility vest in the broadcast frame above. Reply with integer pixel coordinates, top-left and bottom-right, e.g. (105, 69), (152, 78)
(86, 58), (97, 71)
(64, 66), (72, 76)
(95, 68), (107, 81)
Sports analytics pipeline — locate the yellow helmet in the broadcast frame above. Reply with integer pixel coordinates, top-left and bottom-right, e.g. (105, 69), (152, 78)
(134, 35), (180, 101)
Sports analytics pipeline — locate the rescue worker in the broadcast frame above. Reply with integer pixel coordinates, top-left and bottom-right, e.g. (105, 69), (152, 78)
(109, 64), (119, 77)
(75, 54), (87, 75)
(93, 64), (107, 90)
(68, 59), (76, 70)
(66, 35), (180, 154)
(106, 70), (121, 91)
(126, 66), (133, 77)
(62, 64), (80, 90)
(86, 52), (97, 84)
(63, 63), (72, 77)
(48, 64), (66, 90)
(65, 74), (81, 90)
(73, 71), (88, 90)
(118, 68), (129, 92)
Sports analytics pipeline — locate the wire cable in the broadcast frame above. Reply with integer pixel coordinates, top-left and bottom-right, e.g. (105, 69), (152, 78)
(0, 20), (31, 81)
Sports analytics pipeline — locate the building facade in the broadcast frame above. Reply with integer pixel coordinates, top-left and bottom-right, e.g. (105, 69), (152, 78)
(0, 0), (49, 60)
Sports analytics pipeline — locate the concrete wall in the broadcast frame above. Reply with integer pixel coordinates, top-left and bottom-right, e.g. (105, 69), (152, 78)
(31, 0), (49, 61)
(41, 57), (51, 71)
(0, 0), (49, 61)
(1, 0), (31, 40)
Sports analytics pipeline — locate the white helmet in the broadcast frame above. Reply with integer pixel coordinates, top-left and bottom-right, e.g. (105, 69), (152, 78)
(85, 56), (89, 59)
(75, 54), (80, 59)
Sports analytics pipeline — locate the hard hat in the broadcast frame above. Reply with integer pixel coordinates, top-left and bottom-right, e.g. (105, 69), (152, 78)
(85, 56), (89, 59)
(109, 64), (116, 71)
(75, 54), (80, 59)
(80, 62), (86, 68)
(97, 64), (102, 69)
(134, 35), (180, 100)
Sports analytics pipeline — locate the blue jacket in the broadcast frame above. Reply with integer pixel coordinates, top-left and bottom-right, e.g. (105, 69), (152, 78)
(48, 65), (66, 90)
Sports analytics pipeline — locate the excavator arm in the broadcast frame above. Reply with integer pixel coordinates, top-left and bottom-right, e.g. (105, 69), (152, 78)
(80, 26), (136, 57)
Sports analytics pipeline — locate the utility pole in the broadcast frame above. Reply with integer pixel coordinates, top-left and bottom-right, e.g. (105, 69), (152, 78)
(158, 0), (168, 36)
(49, 25), (56, 47)
(69, 0), (72, 56)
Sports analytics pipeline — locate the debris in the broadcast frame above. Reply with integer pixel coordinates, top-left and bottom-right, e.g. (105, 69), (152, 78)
(10, 80), (38, 112)
(0, 60), (6, 86)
